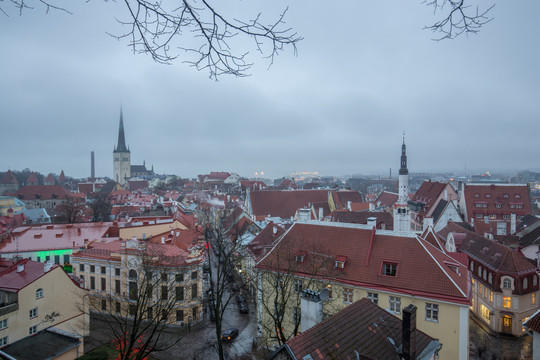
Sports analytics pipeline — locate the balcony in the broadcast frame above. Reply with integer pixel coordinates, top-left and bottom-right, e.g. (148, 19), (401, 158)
(0, 302), (19, 316)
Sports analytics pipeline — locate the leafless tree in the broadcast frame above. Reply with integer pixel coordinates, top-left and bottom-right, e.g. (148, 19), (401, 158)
(424, 0), (495, 40)
(55, 198), (90, 223)
(82, 241), (191, 360)
(256, 239), (338, 347)
(201, 209), (251, 360)
(1, 0), (301, 80)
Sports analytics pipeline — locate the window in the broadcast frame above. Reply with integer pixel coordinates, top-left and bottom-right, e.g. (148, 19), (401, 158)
(470, 261), (474, 271)
(294, 279), (303, 293)
(176, 273), (184, 282)
(128, 269), (137, 279)
(389, 296), (401, 313)
(161, 309), (168, 321)
(483, 270), (487, 281)
(503, 296), (512, 309)
(496, 204), (502, 208)
(0, 319), (8, 330)
(115, 267), (120, 276)
(54, 255), (60, 265)
(101, 266), (106, 274)
(29, 325), (38, 335)
(176, 286), (184, 301)
(533, 293), (536, 305)
(79, 264), (85, 272)
(192, 283), (198, 299)
(475, 213), (483, 218)
(176, 310), (184, 323)
(524, 278), (528, 289)
(29, 308), (38, 318)
(129, 305), (137, 316)
(115, 301), (121, 313)
(488, 273), (492, 284)
(90, 276), (96, 290)
(480, 304), (491, 322)
(161, 286), (168, 300)
(484, 287), (487, 298)
(503, 278), (512, 289)
(36, 288), (43, 299)
(335, 261), (345, 269)
(478, 266), (482, 277)
(474, 193), (479, 198)
(161, 273), (168, 282)
(101, 300), (107, 311)
(425, 303), (439, 322)
(0, 336), (7, 346)
(192, 307), (198, 320)
(147, 307), (153, 320)
(486, 194), (491, 198)
(295, 255), (305, 262)
(129, 281), (137, 300)
(191, 271), (198, 280)
(343, 288), (353, 304)
(100, 277), (106, 291)
(534, 276), (538, 287)
(90, 265), (95, 273)
(490, 291), (493, 302)
(115, 280), (121, 294)
(382, 262), (397, 276)
(367, 292), (378, 305)
(63, 255), (69, 264)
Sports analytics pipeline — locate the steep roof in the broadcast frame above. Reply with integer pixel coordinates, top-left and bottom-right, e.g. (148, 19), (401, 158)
(0, 259), (59, 291)
(26, 172), (39, 185)
(14, 185), (74, 201)
(58, 170), (66, 182)
(249, 190), (330, 220)
(332, 190), (364, 209)
(375, 191), (398, 209)
(281, 298), (438, 360)
(519, 226), (540, 247)
(331, 211), (393, 230)
(0, 170), (18, 185)
(114, 109), (129, 153)
(246, 221), (285, 262)
(257, 222), (470, 304)
(412, 181), (447, 212)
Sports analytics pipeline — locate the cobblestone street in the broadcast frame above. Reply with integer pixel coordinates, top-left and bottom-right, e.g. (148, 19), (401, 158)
(469, 314), (532, 360)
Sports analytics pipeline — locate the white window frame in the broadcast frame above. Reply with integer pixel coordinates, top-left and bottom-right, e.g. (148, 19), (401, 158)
(425, 303), (439, 322)
(29, 325), (38, 335)
(36, 288), (43, 299)
(0, 336), (7, 346)
(29, 308), (38, 319)
(389, 296), (401, 314)
(343, 288), (353, 304)
(0, 319), (7, 330)
(367, 292), (378, 305)
(294, 279), (303, 293)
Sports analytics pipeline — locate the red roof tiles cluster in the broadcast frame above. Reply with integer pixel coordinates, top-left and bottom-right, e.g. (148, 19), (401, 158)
(0, 259), (60, 291)
(14, 185), (75, 201)
(257, 223), (470, 304)
(249, 190), (330, 220)
(0, 170), (18, 185)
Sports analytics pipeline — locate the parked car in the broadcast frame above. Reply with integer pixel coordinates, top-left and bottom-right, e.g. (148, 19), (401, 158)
(239, 303), (248, 314)
(221, 328), (239, 343)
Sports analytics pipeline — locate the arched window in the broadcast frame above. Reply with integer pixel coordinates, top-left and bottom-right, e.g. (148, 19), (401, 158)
(503, 278), (512, 289)
(524, 278), (528, 290)
(128, 270), (137, 280)
(483, 270), (487, 281)
(36, 288), (44, 299)
(488, 273), (492, 284)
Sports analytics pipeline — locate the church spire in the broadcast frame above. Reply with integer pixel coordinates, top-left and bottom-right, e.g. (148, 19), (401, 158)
(115, 108), (129, 153)
(399, 132), (408, 175)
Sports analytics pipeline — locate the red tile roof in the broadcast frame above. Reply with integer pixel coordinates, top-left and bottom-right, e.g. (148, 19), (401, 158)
(26, 172), (39, 185)
(240, 180), (267, 191)
(14, 185), (75, 201)
(0, 170), (18, 185)
(282, 298), (437, 360)
(249, 190), (330, 220)
(524, 310), (540, 333)
(58, 170), (66, 183)
(246, 222), (285, 262)
(331, 211), (393, 230)
(0, 223), (113, 253)
(0, 259), (60, 291)
(374, 191), (398, 209)
(332, 191), (364, 209)
(257, 223), (470, 304)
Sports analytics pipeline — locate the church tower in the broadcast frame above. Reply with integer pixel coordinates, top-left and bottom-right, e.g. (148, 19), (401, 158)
(393, 134), (410, 232)
(113, 109), (131, 186)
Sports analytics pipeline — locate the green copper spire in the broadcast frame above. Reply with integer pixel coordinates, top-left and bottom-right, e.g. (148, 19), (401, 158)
(114, 108), (129, 153)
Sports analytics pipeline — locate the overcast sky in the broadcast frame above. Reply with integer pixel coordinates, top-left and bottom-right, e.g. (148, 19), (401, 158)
(1, 1), (539, 180)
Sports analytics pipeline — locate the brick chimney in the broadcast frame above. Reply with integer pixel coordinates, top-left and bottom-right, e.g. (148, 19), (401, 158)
(402, 304), (417, 360)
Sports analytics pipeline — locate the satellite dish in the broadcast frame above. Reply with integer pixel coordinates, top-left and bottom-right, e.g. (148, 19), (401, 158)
(319, 288), (329, 301)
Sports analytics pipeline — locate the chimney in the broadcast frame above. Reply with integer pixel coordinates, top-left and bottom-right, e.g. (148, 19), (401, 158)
(161, 236), (165, 244)
(273, 226), (277, 235)
(44, 260), (53, 272)
(318, 207), (324, 220)
(17, 263), (25, 273)
(402, 304), (417, 360)
(369, 202), (375, 211)
(300, 288), (329, 332)
(367, 217), (377, 228)
(347, 201), (352, 211)
(91, 151), (95, 179)
(511, 213), (517, 234)
(298, 208), (311, 222)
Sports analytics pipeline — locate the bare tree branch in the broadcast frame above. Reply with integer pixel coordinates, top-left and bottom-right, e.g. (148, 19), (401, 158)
(424, 0), (495, 40)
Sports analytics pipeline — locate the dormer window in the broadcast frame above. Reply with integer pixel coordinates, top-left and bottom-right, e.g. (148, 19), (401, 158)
(294, 251), (307, 263)
(486, 194), (491, 198)
(515, 194), (521, 199)
(503, 278), (512, 289)
(382, 262), (398, 276)
(335, 256), (347, 269)
(503, 194), (509, 198)
(474, 193), (480, 198)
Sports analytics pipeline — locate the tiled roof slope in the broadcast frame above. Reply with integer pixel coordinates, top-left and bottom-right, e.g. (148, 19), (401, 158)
(0, 170), (18, 185)
(14, 185), (75, 200)
(524, 310), (540, 333)
(331, 211), (393, 230)
(26, 172), (39, 185)
(374, 191), (398, 209)
(257, 222), (470, 304)
(412, 181), (447, 214)
(249, 190), (330, 220)
(246, 222), (285, 262)
(332, 191), (364, 209)
(519, 226), (540, 247)
(0, 259), (59, 291)
(283, 298), (437, 360)
(458, 231), (535, 274)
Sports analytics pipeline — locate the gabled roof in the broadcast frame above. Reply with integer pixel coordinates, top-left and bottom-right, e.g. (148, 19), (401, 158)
(455, 227), (535, 274)
(412, 181), (447, 214)
(26, 172), (39, 185)
(0, 170), (18, 185)
(58, 170), (66, 182)
(14, 185), (74, 201)
(331, 211), (393, 230)
(332, 190), (364, 209)
(249, 190), (330, 220)
(375, 191), (398, 209)
(0, 259), (59, 291)
(240, 180), (267, 191)
(246, 221), (285, 262)
(279, 298), (438, 360)
(257, 222), (470, 304)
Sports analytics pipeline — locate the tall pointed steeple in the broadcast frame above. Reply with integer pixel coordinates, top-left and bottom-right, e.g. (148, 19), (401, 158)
(399, 132), (408, 175)
(114, 108), (129, 153)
